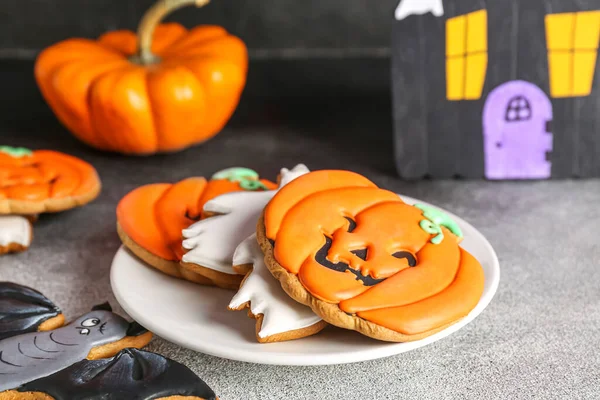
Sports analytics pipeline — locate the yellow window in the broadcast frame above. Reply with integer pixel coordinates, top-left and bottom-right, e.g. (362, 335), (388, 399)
(446, 9), (488, 101)
(546, 11), (600, 98)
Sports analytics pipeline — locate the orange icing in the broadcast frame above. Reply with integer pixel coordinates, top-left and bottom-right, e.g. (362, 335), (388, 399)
(0, 150), (99, 201)
(265, 170), (485, 335)
(357, 249), (484, 335)
(264, 170), (376, 239)
(117, 175), (275, 261)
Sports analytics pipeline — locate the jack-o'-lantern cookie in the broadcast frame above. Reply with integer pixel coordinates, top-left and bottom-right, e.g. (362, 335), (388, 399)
(0, 147), (101, 215)
(258, 170), (485, 342)
(0, 215), (33, 255)
(116, 167), (276, 288)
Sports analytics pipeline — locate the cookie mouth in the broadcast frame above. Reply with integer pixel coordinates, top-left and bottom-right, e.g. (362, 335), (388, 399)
(314, 235), (385, 286)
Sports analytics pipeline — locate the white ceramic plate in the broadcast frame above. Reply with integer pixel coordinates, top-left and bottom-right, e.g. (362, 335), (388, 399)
(110, 195), (499, 366)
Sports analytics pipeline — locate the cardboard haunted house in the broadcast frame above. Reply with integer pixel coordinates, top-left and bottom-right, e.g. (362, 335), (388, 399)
(392, 0), (600, 179)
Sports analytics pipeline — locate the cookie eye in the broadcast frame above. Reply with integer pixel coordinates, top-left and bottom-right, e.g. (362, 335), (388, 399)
(344, 217), (356, 233)
(81, 318), (100, 327)
(79, 328), (90, 335)
(392, 251), (417, 267)
(350, 248), (368, 261)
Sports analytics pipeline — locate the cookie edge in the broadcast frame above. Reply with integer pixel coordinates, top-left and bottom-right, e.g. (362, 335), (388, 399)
(0, 180), (101, 215)
(228, 264), (327, 343)
(256, 212), (460, 343)
(116, 222), (216, 287)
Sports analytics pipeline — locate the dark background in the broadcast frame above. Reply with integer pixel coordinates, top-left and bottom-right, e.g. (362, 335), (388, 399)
(0, 0), (400, 178)
(1, 0), (395, 54)
(0, 0), (398, 97)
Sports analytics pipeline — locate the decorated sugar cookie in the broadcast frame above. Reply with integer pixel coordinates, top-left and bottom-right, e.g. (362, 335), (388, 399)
(258, 170), (485, 342)
(0, 147), (101, 215)
(0, 215), (33, 255)
(116, 167), (276, 288)
(229, 234), (326, 343)
(180, 165), (309, 288)
(0, 281), (64, 341)
(7, 348), (218, 400)
(0, 282), (152, 392)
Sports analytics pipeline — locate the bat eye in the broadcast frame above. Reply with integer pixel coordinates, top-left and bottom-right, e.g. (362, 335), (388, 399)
(81, 318), (100, 327)
(79, 328), (90, 335)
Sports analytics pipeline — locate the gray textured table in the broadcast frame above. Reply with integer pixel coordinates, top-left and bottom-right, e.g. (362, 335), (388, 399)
(2, 86), (600, 399)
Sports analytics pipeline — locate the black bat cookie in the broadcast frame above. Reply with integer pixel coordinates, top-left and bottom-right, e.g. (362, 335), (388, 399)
(16, 348), (218, 400)
(0, 282), (152, 393)
(0, 282), (218, 400)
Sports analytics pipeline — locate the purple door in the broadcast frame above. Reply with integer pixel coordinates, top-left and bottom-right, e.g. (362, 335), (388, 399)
(483, 80), (553, 180)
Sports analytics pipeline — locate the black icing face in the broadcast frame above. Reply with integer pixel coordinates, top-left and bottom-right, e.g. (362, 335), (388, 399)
(314, 217), (417, 286)
(315, 235), (386, 286)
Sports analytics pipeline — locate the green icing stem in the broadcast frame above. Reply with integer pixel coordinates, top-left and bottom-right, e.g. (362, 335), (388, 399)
(419, 220), (444, 244)
(212, 167), (259, 182)
(239, 179), (269, 191)
(0, 146), (32, 158)
(212, 167), (268, 191)
(414, 203), (463, 244)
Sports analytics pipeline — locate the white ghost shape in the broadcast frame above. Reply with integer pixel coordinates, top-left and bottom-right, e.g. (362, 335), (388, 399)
(228, 234), (322, 339)
(0, 215), (32, 247)
(181, 164), (309, 274)
(394, 0), (444, 21)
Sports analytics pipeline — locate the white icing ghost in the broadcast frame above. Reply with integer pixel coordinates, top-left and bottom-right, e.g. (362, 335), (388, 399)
(229, 234), (322, 339)
(181, 165), (309, 274)
(394, 0), (444, 20)
(0, 215), (32, 247)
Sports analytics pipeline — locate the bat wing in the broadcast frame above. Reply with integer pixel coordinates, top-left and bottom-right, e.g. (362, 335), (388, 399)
(0, 282), (63, 340)
(16, 348), (217, 400)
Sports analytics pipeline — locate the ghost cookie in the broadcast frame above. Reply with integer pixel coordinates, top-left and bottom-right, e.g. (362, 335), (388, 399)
(0, 301), (152, 392)
(229, 234), (326, 343)
(0, 147), (101, 215)
(180, 165), (309, 289)
(116, 167), (276, 288)
(0, 282), (64, 340)
(4, 348), (218, 400)
(0, 216), (33, 255)
(258, 170), (485, 342)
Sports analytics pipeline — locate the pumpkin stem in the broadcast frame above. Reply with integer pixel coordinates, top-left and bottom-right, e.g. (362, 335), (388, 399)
(135, 0), (210, 65)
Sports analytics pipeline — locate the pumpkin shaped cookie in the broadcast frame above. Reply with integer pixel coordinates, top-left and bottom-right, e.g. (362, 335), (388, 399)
(0, 146), (100, 214)
(258, 170), (485, 342)
(0, 147), (101, 215)
(116, 167), (276, 288)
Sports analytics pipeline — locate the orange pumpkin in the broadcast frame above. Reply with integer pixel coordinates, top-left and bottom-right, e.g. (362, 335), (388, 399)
(264, 170), (485, 338)
(34, 0), (248, 155)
